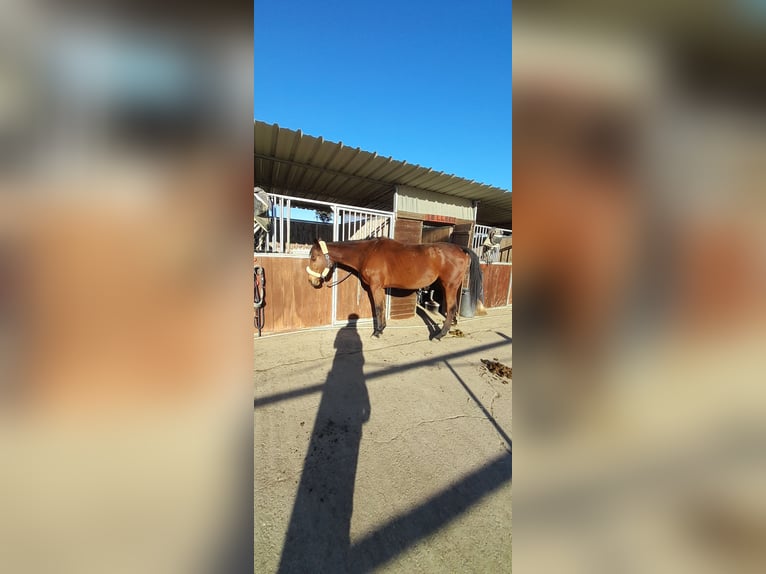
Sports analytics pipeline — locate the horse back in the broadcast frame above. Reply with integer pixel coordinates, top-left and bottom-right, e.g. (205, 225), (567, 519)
(361, 239), (468, 290)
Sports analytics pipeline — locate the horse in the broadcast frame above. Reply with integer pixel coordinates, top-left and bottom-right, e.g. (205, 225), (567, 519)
(306, 238), (483, 340)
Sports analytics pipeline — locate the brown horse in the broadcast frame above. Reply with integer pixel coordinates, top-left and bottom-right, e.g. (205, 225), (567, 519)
(306, 238), (483, 339)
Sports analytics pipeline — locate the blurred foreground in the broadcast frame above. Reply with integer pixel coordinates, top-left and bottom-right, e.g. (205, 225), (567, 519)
(0, 2), (252, 573)
(514, 4), (766, 573)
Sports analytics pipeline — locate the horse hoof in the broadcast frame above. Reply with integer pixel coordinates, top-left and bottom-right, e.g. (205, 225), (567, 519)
(371, 331), (381, 338)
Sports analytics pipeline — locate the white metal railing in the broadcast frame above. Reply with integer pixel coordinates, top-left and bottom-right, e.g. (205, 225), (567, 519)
(255, 192), (394, 255)
(336, 206), (392, 242)
(472, 224), (512, 263)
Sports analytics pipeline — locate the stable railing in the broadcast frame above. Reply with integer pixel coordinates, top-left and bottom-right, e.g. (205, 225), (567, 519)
(254, 192), (394, 255)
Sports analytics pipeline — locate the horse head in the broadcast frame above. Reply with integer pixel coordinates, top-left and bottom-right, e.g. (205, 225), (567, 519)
(306, 239), (333, 287)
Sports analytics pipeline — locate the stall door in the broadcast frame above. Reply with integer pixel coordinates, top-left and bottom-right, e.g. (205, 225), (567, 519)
(388, 218), (423, 320)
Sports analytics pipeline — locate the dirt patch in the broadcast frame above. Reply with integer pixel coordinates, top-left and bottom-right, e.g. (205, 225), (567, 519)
(449, 329), (465, 338)
(481, 358), (512, 383)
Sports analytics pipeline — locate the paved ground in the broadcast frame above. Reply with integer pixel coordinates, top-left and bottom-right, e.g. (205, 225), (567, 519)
(254, 307), (512, 574)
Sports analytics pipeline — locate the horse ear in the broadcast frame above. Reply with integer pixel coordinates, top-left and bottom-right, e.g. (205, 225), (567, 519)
(312, 238), (320, 248)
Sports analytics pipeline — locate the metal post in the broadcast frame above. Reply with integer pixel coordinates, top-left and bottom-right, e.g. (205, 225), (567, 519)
(270, 196), (276, 252)
(332, 205), (339, 241)
(331, 205), (339, 325)
(279, 197), (284, 253)
(272, 197), (277, 252)
(286, 198), (291, 254)
(385, 211), (393, 320)
(274, 197), (279, 252)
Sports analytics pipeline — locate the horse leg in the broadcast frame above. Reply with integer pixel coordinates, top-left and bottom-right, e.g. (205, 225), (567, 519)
(452, 286), (461, 325)
(433, 282), (458, 340)
(371, 284), (386, 337)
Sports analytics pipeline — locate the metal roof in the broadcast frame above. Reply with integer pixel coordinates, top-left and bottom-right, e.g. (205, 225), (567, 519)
(254, 121), (512, 227)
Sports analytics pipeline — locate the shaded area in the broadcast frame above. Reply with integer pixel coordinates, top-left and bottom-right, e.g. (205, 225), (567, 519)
(416, 305), (442, 339)
(349, 450), (512, 573)
(277, 315), (370, 574)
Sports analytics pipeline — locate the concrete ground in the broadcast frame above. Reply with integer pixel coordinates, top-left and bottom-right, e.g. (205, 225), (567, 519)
(254, 306), (512, 574)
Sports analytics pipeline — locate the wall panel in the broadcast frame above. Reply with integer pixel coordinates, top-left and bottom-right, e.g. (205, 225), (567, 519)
(335, 274), (374, 322)
(481, 264), (512, 308)
(255, 256), (332, 334)
(391, 218), (423, 319)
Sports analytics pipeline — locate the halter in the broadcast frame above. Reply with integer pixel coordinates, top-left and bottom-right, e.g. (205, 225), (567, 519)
(306, 241), (356, 287)
(306, 240), (333, 279)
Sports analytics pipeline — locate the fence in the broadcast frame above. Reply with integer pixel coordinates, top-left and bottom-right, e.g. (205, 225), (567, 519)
(255, 193), (394, 255)
(472, 224), (512, 264)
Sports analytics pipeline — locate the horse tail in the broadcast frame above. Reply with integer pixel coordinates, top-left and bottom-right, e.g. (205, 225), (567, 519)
(462, 247), (483, 308)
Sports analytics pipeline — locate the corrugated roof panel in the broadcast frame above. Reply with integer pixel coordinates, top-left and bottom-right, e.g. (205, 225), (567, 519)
(334, 147), (363, 174)
(353, 155), (390, 180)
(254, 120), (511, 227)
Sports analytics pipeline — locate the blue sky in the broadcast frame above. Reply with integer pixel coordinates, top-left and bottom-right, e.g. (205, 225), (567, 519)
(254, 0), (512, 191)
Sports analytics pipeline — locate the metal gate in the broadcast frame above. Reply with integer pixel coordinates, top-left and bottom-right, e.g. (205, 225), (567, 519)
(332, 205), (394, 325)
(255, 191), (395, 329)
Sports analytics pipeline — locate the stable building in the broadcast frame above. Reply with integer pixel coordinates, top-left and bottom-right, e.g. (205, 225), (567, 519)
(254, 120), (512, 334)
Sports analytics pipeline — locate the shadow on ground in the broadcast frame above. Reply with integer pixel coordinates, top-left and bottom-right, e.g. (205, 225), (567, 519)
(271, 314), (513, 573)
(348, 449), (512, 572)
(416, 305), (442, 339)
(277, 314), (370, 574)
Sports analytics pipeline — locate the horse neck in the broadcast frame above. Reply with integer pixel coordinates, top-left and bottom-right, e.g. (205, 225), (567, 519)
(327, 241), (370, 271)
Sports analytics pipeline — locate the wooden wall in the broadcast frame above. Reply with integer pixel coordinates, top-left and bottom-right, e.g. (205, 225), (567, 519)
(422, 226), (452, 244)
(394, 217), (424, 243)
(481, 263), (512, 308)
(497, 237), (512, 264)
(254, 230), (511, 336)
(391, 218), (423, 319)
(335, 274), (374, 322)
(451, 222), (473, 249)
(255, 257), (332, 333)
